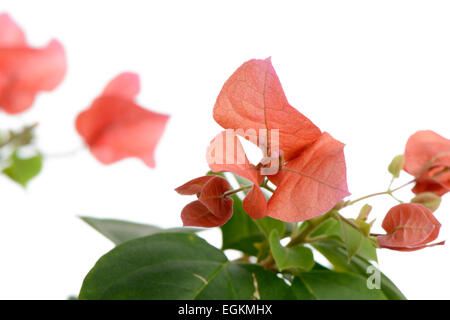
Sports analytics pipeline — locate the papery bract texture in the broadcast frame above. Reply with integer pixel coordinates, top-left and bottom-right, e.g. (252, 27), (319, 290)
(0, 13), (66, 114)
(176, 175), (233, 227)
(377, 203), (444, 251)
(206, 58), (350, 222)
(76, 73), (169, 167)
(175, 176), (215, 195)
(181, 201), (230, 228)
(206, 130), (267, 219)
(267, 132), (350, 222)
(198, 176), (233, 220)
(213, 58), (321, 160)
(404, 130), (450, 196)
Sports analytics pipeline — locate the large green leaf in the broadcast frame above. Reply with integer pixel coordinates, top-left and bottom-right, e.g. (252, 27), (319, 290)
(220, 195), (265, 256)
(312, 240), (406, 300)
(80, 216), (199, 245)
(292, 271), (387, 300)
(269, 230), (314, 271)
(79, 233), (295, 300)
(2, 151), (42, 187)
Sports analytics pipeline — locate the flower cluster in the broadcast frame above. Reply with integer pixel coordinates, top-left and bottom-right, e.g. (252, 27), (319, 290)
(1, 13), (447, 254)
(177, 58), (350, 226)
(375, 130), (449, 251)
(176, 58), (448, 253)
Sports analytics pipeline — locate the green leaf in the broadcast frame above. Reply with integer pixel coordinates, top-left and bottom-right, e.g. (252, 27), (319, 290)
(254, 241), (271, 262)
(254, 217), (285, 239)
(293, 271), (387, 300)
(290, 278), (315, 300)
(358, 233), (378, 261)
(2, 151), (42, 187)
(220, 195), (265, 256)
(336, 216), (363, 261)
(312, 240), (406, 300)
(79, 232), (295, 300)
(269, 230), (314, 271)
(388, 155), (405, 178)
(80, 217), (200, 245)
(312, 217), (377, 262)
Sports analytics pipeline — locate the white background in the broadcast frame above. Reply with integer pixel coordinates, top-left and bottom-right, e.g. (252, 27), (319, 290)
(1, 0), (449, 299)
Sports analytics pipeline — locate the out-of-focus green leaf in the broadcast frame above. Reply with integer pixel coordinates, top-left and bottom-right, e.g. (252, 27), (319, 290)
(2, 151), (42, 187)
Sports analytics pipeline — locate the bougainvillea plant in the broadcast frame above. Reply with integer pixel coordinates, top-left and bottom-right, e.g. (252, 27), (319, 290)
(1, 13), (448, 300)
(77, 59), (447, 300)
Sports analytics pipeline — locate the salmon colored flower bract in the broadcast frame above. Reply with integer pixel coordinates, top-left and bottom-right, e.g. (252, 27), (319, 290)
(75, 72), (169, 167)
(377, 203), (444, 251)
(404, 130), (450, 196)
(0, 13), (67, 114)
(207, 58), (350, 222)
(175, 175), (233, 227)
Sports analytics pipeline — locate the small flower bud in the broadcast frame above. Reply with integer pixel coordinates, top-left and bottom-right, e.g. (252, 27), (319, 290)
(357, 204), (372, 221)
(388, 155), (405, 178)
(411, 192), (441, 212)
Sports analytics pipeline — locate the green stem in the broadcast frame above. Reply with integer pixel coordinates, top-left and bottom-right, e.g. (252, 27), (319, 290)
(43, 145), (85, 159)
(345, 179), (415, 207)
(390, 179), (416, 193)
(345, 191), (389, 206)
(0, 123), (38, 149)
(416, 151), (450, 178)
(261, 184), (275, 193)
(388, 193), (403, 204)
(387, 176), (395, 191)
(334, 212), (360, 232)
(304, 234), (330, 243)
(260, 178), (275, 193)
(287, 212), (332, 247)
(224, 178), (275, 198)
(223, 185), (252, 197)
